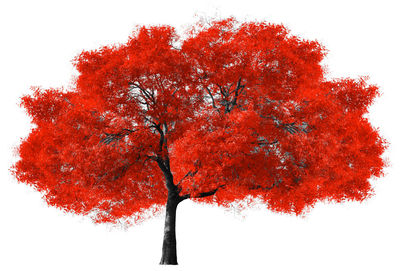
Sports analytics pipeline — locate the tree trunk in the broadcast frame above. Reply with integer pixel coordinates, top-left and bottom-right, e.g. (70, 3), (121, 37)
(159, 193), (179, 265)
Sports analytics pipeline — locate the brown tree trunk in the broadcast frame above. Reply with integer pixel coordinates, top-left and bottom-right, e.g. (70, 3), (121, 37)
(159, 193), (179, 265)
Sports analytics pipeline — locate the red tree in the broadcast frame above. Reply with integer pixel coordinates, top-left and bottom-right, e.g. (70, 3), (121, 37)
(12, 18), (386, 265)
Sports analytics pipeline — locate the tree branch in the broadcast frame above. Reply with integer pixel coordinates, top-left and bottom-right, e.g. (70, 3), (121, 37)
(260, 114), (309, 134)
(179, 184), (225, 201)
(130, 82), (156, 105)
(253, 139), (279, 147)
(205, 86), (218, 109)
(176, 168), (199, 187)
(251, 179), (282, 191)
(196, 185), (225, 198)
(100, 128), (136, 145)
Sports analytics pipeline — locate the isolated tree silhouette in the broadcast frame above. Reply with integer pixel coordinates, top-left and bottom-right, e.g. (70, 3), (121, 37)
(12, 18), (386, 265)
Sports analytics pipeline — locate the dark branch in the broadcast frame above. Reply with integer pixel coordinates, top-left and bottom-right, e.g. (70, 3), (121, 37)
(100, 128), (136, 145)
(179, 184), (225, 201)
(251, 179), (282, 191)
(176, 168), (199, 187)
(260, 114), (310, 135)
(112, 163), (131, 181)
(254, 139), (279, 147)
(130, 82), (156, 105)
(205, 86), (218, 110)
(196, 185), (225, 198)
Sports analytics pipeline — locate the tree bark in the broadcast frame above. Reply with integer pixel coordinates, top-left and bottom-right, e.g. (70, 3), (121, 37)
(159, 193), (180, 265)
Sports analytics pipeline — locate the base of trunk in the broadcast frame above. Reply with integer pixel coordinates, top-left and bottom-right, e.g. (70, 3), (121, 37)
(159, 194), (179, 265)
(159, 259), (178, 265)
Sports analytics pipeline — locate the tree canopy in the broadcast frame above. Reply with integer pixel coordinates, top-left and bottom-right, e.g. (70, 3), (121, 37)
(13, 18), (386, 226)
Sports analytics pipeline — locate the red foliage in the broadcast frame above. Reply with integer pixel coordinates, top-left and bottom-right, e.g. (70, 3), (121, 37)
(13, 18), (386, 224)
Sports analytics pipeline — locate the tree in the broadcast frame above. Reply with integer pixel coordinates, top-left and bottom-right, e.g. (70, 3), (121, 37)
(12, 18), (386, 265)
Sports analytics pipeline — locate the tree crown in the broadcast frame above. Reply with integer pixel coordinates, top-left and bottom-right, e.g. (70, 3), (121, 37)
(13, 18), (387, 224)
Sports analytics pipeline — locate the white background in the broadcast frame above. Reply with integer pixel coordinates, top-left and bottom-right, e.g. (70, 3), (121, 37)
(1, 0), (399, 270)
